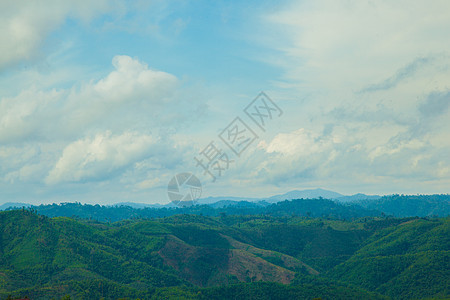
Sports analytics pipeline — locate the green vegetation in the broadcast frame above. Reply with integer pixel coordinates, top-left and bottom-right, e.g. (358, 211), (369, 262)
(358, 194), (450, 217)
(328, 218), (450, 299)
(3, 194), (448, 223)
(0, 205), (448, 299)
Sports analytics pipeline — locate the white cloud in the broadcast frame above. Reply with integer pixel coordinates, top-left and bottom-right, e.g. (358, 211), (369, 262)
(0, 0), (112, 70)
(0, 54), (198, 201)
(0, 145), (41, 174)
(136, 177), (161, 190)
(93, 55), (177, 103)
(0, 55), (178, 143)
(251, 128), (340, 183)
(243, 0), (450, 193)
(267, 0), (450, 91)
(265, 128), (333, 156)
(2, 1), (449, 202)
(45, 131), (155, 184)
(0, 88), (65, 143)
(263, 0), (450, 124)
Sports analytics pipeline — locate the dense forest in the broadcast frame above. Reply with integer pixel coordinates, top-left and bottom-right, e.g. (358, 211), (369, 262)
(0, 203), (448, 299)
(2, 194), (449, 222)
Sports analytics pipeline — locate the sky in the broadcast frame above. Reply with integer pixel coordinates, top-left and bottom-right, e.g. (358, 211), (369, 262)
(0, 0), (449, 205)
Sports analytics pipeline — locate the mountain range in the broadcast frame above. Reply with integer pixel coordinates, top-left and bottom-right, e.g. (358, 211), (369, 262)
(0, 188), (380, 210)
(1, 193), (448, 223)
(196, 188), (381, 205)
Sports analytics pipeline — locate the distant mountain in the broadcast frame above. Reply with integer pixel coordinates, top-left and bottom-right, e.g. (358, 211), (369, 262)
(21, 198), (379, 222)
(111, 202), (166, 209)
(4, 193), (448, 221)
(267, 188), (344, 202)
(197, 196), (260, 205)
(198, 188), (346, 205)
(0, 202), (32, 210)
(112, 189), (378, 208)
(336, 193), (381, 203)
(207, 200), (270, 209)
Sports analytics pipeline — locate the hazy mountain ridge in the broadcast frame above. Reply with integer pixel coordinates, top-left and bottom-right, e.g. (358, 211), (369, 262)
(336, 193), (382, 202)
(267, 188), (344, 202)
(198, 188), (381, 204)
(0, 202), (32, 210)
(0, 198), (382, 222)
(0, 188), (380, 211)
(2, 194), (448, 222)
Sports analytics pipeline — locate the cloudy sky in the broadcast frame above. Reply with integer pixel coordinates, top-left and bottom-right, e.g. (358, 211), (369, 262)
(1, 0), (449, 205)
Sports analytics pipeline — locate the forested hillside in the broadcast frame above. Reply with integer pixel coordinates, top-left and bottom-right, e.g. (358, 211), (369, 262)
(0, 209), (448, 299)
(329, 218), (450, 299)
(357, 194), (450, 217)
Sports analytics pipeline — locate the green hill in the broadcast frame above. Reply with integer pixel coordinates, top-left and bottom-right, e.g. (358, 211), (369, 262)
(0, 209), (448, 299)
(328, 218), (450, 299)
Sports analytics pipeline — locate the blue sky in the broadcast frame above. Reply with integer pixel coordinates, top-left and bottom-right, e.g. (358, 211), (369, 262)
(1, 0), (449, 205)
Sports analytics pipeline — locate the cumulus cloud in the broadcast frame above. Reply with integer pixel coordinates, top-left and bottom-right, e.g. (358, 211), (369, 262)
(2, 0), (449, 202)
(93, 55), (177, 103)
(230, 123), (448, 194)
(45, 131), (154, 184)
(0, 0), (112, 70)
(265, 128), (335, 156)
(0, 145), (43, 179)
(0, 55), (178, 143)
(250, 128), (340, 183)
(0, 88), (65, 143)
(0, 55), (195, 198)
